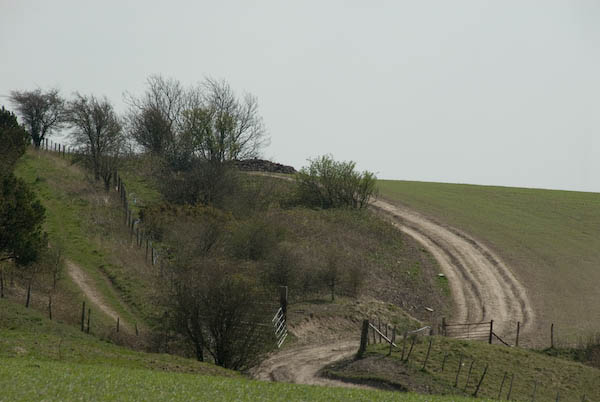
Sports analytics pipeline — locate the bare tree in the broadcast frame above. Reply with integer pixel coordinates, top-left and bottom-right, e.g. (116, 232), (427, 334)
(9, 88), (65, 148)
(183, 78), (268, 163)
(126, 75), (268, 168)
(66, 93), (124, 189)
(124, 75), (185, 159)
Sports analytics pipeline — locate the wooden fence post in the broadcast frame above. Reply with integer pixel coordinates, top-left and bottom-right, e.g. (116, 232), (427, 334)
(388, 326), (396, 356)
(356, 319), (369, 359)
(405, 335), (416, 362)
(81, 301), (86, 332)
(135, 322), (139, 337)
(87, 308), (91, 334)
(464, 360), (475, 391)
(378, 317), (382, 343)
(551, 323), (554, 348)
(489, 320), (494, 344)
(473, 364), (488, 397)
(401, 332), (407, 360)
(48, 295), (52, 320)
(371, 322), (376, 344)
(116, 317), (120, 333)
(422, 338), (432, 370)
(498, 371), (508, 399)
(507, 373), (514, 400)
(454, 354), (463, 387)
(441, 352), (448, 372)
(279, 286), (288, 319)
(442, 317), (447, 336)
(516, 321), (520, 347)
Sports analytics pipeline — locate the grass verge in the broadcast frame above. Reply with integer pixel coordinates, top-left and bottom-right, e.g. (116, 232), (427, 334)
(325, 335), (600, 400)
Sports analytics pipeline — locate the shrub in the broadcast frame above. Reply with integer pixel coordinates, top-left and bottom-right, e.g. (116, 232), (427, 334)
(296, 155), (377, 209)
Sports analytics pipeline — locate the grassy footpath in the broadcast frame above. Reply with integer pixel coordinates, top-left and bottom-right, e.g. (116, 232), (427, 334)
(325, 336), (600, 400)
(377, 180), (600, 341)
(14, 150), (147, 328)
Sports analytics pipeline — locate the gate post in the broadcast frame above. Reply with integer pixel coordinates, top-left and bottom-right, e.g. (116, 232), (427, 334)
(356, 319), (369, 359)
(279, 286), (288, 320)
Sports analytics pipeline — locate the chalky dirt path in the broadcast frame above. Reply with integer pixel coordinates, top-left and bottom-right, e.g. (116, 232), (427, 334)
(66, 259), (131, 332)
(371, 198), (535, 338)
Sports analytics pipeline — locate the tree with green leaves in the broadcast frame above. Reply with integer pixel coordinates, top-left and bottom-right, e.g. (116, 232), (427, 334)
(0, 106), (47, 297)
(296, 155), (378, 209)
(9, 88), (65, 148)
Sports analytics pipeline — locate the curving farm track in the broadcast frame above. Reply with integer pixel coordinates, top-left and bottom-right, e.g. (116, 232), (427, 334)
(371, 198), (535, 338)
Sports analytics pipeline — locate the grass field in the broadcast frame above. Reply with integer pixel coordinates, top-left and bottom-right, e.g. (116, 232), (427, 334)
(0, 357), (495, 402)
(326, 336), (600, 400)
(377, 180), (600, 342)
(0, 298), (486, 402)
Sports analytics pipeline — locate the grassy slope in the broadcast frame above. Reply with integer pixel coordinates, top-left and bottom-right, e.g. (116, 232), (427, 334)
(326, 336), (600, 400)
(1, 358), (492, 402)
(13, 150), (163, 329)
(14, 150), (140, 328)
(0, 298), (486, 402)
(377, 180), (600, 341)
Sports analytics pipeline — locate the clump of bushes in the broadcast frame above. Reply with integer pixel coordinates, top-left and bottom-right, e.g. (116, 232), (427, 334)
(295, 154), (377, 209)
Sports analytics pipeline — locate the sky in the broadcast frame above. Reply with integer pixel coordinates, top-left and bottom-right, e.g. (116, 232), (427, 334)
(1, 0), (599, 192)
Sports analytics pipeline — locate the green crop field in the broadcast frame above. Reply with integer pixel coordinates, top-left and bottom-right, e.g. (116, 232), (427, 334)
(377, 180), (600, 342)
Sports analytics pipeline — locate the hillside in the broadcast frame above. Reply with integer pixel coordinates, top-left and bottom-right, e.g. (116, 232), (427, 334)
(378, 180), (600, 343)
(0, 298), (487, 401)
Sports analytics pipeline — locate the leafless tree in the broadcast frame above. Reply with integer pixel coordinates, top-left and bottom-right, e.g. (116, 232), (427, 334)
(183, 78), (268, 163)
(124, 75), (185, 159)
(126, 75), (268, 168)
(9, 88), (65, 148)
(66, 93), (125, 189)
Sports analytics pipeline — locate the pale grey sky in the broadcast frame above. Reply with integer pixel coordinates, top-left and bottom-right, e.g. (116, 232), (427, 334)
(1, 1), (599, 192)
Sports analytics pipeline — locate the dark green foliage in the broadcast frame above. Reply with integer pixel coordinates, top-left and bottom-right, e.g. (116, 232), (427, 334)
(0, 107), (47, 265)
(0, 169), (46, 265)
(0, 106), (29, 172)
(159, 161), (239, 206)
(296, 154), (377, 209)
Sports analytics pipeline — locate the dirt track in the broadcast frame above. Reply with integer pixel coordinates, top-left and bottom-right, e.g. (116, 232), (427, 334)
(251, 173), (536, 386)
(372, 198), (535, 338)
(66, 260), (130, 332)
(252, 341), (366, 387)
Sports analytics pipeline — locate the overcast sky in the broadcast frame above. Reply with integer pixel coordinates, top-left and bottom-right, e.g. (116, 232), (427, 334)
(1, 1), (599, 192)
